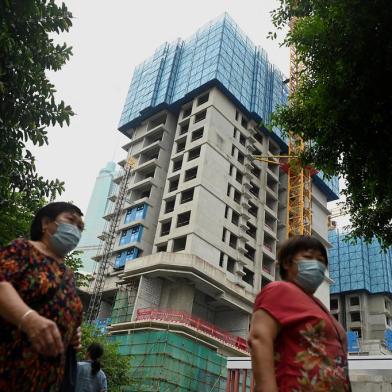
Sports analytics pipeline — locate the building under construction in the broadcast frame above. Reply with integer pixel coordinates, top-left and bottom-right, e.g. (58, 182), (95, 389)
(89, 14), (339, 390)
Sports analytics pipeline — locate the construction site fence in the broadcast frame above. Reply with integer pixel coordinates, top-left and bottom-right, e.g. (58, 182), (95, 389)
(136, 308), (249, 352)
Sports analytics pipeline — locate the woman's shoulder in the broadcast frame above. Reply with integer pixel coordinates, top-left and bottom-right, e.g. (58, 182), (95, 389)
(262, 280), (300, 293)
(1, 238), (31, 256)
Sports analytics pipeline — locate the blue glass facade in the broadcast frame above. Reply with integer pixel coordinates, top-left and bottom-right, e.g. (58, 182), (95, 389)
(118, 13), (338, 201)
(329, 229), (392, 295)
(124, 204), (148, 224)
(114, 247), (141, 270)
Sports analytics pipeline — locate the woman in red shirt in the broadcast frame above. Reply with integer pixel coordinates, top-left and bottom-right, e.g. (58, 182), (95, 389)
(249, 236), (351, 392)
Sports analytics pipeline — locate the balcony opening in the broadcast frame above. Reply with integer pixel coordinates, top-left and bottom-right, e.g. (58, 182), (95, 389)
(161, 220), (171, 236)
(227, 184), (232, 197)
(177, 211), (191, 227)
(194, 109), (207, 123)
(235, 110), (239, 121)
(251, 165), (261, 179)
(250, 182), (260, 197)
(173, 236), (187, 252)
(231, 211), (239, 226)
(248, 202), (258, 218)
(197, 92), (209, 106)
(227, 257), (236, 273)
(177, 140), (186, 153)
(191, 127), (204, 142)
(179, 121), (189, 135)
(229, 233), (238, 249)
(239, 134), (246, 146)
(165, 198), (175, 213)
(331, 298), (339, 310)
(157, 243), (167, 253)
(184, 166), (198, 182)
(222, 228), (227, 242)
(241, 117), (248, 129)
(236, 171), (243, 184)
(350, 297), (360, 306)
(244, 244), (255, 261)
(182, 105), (192, 119)
(237, 151), (244, 165)
(246, 223), (257, 239)
(172, 158), (183, 172)
(181, 188), (194, 204)
(147, 113), (167, 131)
(219, 252), (224, 267)
(234, 190), (241, 204)
(233, 128), (238, 139)
(169, 178), (179, 192)
(254, 132), (263, 144)
(242, 267), (254, 286)
(231, 145), (236, 156)
(225, 205), (229, 218)
(188, 146), (201, 161)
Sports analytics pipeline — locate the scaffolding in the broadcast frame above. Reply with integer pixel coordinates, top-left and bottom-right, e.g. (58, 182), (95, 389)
(111, 330), (227, 391)
(86, 157), (137, 322)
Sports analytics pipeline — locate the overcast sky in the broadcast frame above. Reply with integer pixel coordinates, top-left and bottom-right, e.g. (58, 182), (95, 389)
(31, 0), (291, 213)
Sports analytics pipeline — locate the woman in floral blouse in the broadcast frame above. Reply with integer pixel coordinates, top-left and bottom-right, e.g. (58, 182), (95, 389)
(0, 202), (84, 391)
(249, 236), (351, 392)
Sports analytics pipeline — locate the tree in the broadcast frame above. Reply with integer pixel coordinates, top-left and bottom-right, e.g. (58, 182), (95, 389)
(79, 323), (132, 392)
(64, 250), (92, 288)
(0, 1), (74, 244)
(269, 1), (392, 245)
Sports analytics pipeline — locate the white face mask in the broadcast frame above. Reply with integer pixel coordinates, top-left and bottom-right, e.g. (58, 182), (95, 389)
(295, 259), (326, 292)
(49, 222), (81, 257)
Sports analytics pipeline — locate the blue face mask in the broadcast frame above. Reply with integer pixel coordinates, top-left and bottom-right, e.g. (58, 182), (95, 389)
(295, 259), (326, 293)
(50, 222), (81, 257)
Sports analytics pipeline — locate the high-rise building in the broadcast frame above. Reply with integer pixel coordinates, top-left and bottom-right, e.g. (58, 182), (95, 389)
(96, 14), (339, 390)
(329, 228), (392, 354)
(77, 161), (116, 274)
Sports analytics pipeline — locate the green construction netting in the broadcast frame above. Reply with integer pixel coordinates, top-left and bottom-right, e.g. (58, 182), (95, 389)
(111, 330), (227, 391)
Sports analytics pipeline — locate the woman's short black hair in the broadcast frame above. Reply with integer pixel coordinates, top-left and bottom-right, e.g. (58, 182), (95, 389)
(30, 202), (83, 241)
(88, 343), (104, 376)
(277, 236), (328, 280)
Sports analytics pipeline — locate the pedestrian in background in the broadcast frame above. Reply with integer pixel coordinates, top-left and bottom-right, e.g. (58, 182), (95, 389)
(248, 236), (351, 391)
(0, 202), (84, 391)
(76, 342), (108, 392)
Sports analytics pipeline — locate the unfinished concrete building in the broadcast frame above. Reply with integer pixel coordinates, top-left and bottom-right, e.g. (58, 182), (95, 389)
(93, 14), (339, 390)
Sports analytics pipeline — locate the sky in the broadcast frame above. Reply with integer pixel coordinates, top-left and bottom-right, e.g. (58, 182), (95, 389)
(30, 0), (291, 214)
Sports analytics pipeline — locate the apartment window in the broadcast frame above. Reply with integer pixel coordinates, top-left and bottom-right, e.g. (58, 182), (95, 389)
(233, 128), (238, 139)
(250, 182), (260, 197)
(254, 132), (263, 144)
(183, 106), (192, 118)
(184, 167), (198, 181)
(234, 190), (241, 204)
(242, 268), (254, 286)
(169, 178), (179, 192)
(165, 198), (175, 213)
(248, 202), (258, 218)
(229, 233), (238, 249)
(246, 223), (257, 239)
(245, 244), (255, 261)
(188, 146), (201, 161)
(177, 211), (191, 227)
(350, 297), (360, 306)
(227, 184), (232, 197)
(194, 109), (207, 123)
(148, 114), (166, 130)
(330, 298), (339, 310)
(141, 188), (151, 199)
(229, 164), (234, 176)
(173, 236), (187, 252)
(231, 145), (236, 156)
(197, 92), (209, 106)
(351, 328), (362, 338)
(227, 257), (236, 273)
(231, 211), (239, 226)
(222, 228), (227, 242)
(237, 151), (244, 164)
(161, 220), (171, 236)
(236, 171), (243, 184)
(191, 127), (204, 142)
(177, 140), (186, 153)
(251, 165), (261, 179)
(144, 169), (155, 179)
(172, 158), (183, 172)
(180, 122), (189, 135)
(235, 110), (239, 121)
(350, 312), (361, 322)
(239, 134), (246, 146)
(254, 147), (261, 156)
(241, 117), (248, 129)
(219, 252), (224, 267)
(181, 188), (194, 204)
(224, 205), (229, 218)
(156, 244), (167, 253)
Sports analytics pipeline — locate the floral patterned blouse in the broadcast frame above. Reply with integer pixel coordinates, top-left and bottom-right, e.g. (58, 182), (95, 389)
(254, 281), (351, 392)
(0, 239), (83, 391)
